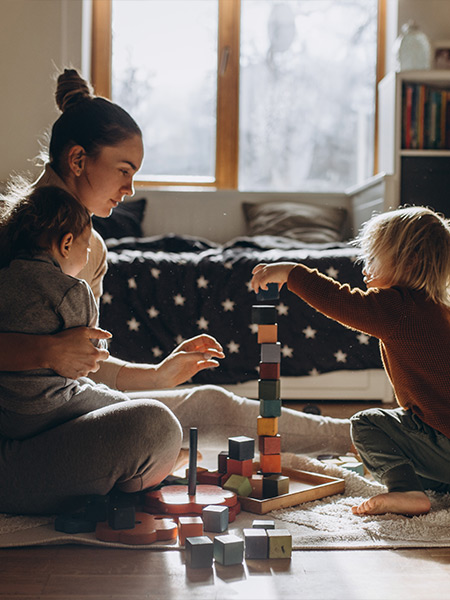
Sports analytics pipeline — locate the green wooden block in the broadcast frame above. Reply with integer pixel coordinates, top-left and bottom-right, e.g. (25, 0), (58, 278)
(258, 379), (281, 401)
(260, 399), (282, 418)
(223, 474), (252, 497)
(267, 529), (292, 558)
(243, 528), (268, 559)
(214, 534), (244, 565)
(185, 536), (214, 569)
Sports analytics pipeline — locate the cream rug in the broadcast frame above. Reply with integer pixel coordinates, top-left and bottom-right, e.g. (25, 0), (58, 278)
(0, 453), (449, 550)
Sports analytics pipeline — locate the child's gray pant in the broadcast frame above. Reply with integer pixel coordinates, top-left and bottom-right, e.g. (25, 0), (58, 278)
(351, 407), (450, 493)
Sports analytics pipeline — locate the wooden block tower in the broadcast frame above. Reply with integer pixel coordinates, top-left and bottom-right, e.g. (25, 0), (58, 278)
(252, 283), (289, 498)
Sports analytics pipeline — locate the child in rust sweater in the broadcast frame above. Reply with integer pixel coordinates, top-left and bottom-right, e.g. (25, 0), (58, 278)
(251, 205), (450, 517)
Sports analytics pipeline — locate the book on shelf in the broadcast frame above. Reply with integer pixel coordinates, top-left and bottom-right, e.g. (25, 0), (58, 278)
(401, 82), (450, 150)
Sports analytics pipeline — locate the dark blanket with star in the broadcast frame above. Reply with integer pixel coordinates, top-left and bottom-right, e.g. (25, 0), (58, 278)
(99, 234), (382, 385)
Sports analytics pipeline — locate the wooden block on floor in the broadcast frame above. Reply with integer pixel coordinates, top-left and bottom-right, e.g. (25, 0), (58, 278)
(260, 342), (281, 363)
(251, 305), (277, 325)
(260, 399), (282, 418)
(202, 504), (229, 533)
(259, 453), (282, 474)
(258, 379), (281, 401)
(178, 516), (203, 546)
(108, 501), (136, 531)
(185, 536), (214, 569)
(223, 474), (252, 497)
(257, 416), (278, 437)
(244, 528), (268, 559)
(227, 457), (253, 477)
(252, 519), (275, 529)
(228, 436), (255, 461)
(214, 534), (244, 566)
(259, 434), (281, 455)
(267, 529), (292, 558)
(259, 362), (280, 379)
(55, 513), (96, 534)
(263, 474), (290, 498)
(257, 324), (278, 344)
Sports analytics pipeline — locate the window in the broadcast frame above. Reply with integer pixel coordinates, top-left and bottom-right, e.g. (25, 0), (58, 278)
(91, 0), (385, 191)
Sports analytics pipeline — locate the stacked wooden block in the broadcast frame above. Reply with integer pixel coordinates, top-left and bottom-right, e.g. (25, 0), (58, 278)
(252, 283), (289, 499)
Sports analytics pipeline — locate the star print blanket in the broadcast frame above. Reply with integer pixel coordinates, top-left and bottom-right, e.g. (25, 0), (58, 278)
(99, 234), (381, 384)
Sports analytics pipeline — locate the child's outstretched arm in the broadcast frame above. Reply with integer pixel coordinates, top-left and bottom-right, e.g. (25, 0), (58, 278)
(251, 262), (297, 293)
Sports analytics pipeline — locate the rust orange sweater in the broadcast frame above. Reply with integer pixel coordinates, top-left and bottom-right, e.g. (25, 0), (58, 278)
(287, 264), (450, 439)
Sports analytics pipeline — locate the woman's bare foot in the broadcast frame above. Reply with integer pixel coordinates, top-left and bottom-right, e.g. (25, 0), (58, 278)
(172, 448), (203, 473)
(352, 491), (431, 516)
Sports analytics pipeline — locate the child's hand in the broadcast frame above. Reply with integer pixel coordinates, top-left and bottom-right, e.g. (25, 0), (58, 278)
(251, 262), (297, 294)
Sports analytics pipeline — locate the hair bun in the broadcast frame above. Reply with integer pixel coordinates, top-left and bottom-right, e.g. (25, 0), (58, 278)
(55, 68), (94, 112)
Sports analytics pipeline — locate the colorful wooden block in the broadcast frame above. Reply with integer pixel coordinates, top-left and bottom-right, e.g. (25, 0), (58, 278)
(55, 513), (96, 534)
(259, 362), (280, 379)
(228, 436), (255, 461)
(243, 528), (268, 559)
(259, 434), (281, 455)
(223, 474), (252, 497)
(260, 399), (282, 418)
(257, 416), (278, 437)
(251, 305), (277, 325)
(259, 453), (282, 474)
(260, 342), (281, 363)
(202, 504), (229, 533)
(185, 536), (214, 569)
(226, 458), (253, 477)
(257, 324), (278, 344)
(218, 450), (229, 473)
(249, 474), (264, 499)
(258, 379), (281, 401)
(108, 501), (135, 530)
(213, 534), (244, 566)
(263, 474), (290, 498)
(256, 283), (280, 301)
(340, 461), (364, 476)
(196, 469), (224, 485)
(267, 529), (292, 558)
(252, 519), (275, 529)
(178, 516), (203, 546)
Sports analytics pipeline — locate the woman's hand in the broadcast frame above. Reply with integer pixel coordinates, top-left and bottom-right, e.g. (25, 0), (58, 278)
(251, 262), (297, 294)
(155, 334), (225, 389)
(43, 327), (111, 379)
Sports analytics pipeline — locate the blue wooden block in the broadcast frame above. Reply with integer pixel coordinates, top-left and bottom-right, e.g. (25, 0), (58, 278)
(213, 534), (244, 566)
(243, 528), (268, 559)
(260, 399), (282, 418)
(256, 283), (279, 301)
(185, 536), (214, 569)
(252, 519), (275, 530)
(228, 436), (255, 461)
(202, 505), (229, 533)
(258, 379), (280, 401)
(251, 305), (278, 325)
(260, 342), (281, 363)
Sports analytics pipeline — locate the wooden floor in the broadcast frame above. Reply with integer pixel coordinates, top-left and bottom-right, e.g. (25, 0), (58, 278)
(1, 399), (449, 600)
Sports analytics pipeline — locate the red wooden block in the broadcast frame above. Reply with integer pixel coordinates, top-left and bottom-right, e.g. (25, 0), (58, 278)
(95, 513), (177, 546)
(196, 470), (224, 485)
(258, 435), (281, 455)
(226, 458), (253, 477)
(259, 362), (280, 379)
(259, 453), (282, 474)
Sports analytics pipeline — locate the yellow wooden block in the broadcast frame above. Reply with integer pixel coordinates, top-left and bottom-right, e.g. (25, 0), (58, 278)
(257, 416), (278, 437)
(257, 324), (278, 344)
(267, 529), (292, 558)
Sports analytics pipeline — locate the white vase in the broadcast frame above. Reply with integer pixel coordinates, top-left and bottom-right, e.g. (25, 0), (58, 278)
(393, 21), (432, 71)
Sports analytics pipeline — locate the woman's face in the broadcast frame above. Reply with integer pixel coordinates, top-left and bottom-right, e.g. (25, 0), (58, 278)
(76, 134), (144, 217)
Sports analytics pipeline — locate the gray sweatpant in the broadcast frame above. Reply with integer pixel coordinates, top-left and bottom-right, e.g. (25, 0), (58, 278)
(0, 384), (351, 515)
(350, 407), (450, 493)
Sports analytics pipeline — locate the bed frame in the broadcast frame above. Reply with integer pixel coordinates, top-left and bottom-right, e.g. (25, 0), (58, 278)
(135, 173), (395, 404)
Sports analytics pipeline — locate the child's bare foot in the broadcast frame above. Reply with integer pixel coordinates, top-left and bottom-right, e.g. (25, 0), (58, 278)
(352, 491), (431, 516)
(172, 448), (203, 473)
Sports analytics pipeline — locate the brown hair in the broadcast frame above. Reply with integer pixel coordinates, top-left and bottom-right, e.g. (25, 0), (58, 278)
(0, 186), (91, 268)
(49, 69), (142, 173)
(355, 206), (450, 305)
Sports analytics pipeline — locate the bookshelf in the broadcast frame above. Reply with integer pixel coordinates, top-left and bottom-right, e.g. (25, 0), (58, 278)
(378, 70), (450, 215)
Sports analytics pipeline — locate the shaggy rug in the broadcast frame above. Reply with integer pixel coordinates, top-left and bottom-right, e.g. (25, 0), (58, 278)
(0, 452), (448, 550)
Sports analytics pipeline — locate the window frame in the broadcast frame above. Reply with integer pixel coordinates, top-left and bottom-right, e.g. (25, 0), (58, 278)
(91, 0), (385, 190)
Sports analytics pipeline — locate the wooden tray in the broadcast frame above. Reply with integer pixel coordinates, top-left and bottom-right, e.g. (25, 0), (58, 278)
(238, 465), (345, 514)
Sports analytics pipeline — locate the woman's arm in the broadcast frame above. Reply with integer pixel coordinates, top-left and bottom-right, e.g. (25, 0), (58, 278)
(0, 328), (111, 379)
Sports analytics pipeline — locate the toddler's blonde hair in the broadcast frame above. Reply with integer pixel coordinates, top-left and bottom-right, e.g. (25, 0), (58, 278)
(356, 206), (450, 305)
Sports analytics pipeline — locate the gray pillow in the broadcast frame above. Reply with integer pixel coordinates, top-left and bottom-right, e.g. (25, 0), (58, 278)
(242, 201), (347, 243)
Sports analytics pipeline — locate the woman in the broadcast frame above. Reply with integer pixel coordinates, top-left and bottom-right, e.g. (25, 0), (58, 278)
(0, 69), (350, 514)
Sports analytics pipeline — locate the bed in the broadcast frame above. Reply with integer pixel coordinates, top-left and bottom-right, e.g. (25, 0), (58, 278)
(94, 180), (394, 403)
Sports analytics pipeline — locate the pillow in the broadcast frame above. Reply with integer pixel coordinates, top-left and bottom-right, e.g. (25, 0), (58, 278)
(242, 201), (347, 243)
(92, 198), (146, 240)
